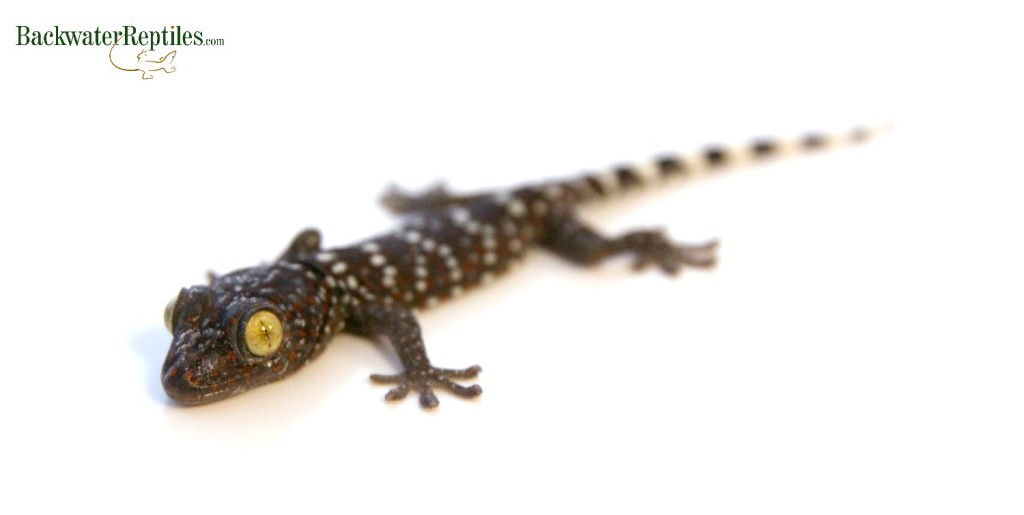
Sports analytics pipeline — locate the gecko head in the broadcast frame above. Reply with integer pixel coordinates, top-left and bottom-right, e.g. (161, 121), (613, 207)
(160, 265), (330, 405)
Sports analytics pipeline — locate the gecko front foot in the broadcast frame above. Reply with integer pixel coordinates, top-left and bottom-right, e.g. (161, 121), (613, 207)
(619, 231), (719, 275)
(370, 365), (483, 409)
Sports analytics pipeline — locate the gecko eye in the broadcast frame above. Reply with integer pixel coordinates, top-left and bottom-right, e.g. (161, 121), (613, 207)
(163, 294), (179, 333)
(243, 310), (284, 357)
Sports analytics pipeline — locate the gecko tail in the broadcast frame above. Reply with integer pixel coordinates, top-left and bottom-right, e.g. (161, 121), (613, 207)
(542, 124), (892, 206)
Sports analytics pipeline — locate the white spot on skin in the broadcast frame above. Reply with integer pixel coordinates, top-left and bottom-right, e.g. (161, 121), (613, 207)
(421, 239), (436, 252)
(484, 252), (497, 265)
(481, 272), (495, 284)
(450, 269), (463, 281)
(544, 185), (563, 199)
(507, 199), (526, 217)
(331, 262), (348, 274)
(464, 220), (481, 234)
(347, 276), (358, 289)
(316, 252), (336, 263)
(384, 266), (397, 277)
(426, 297), (439, 307)
(404, 292), (414, 302)
(404, 231), (422, 243)
(415, 280), (427, 292)
(361, 242), (380, 253)
(450, 207), (470, 224)
(382, 276), (396, 288)
(451, 286), (464, 297)
(358, 287), (376, 301)
(509, 239), (523, 253)
(371, 254), (387, 267)
(445, 256), (458, 269)
(482, 237), (497, 250)
(415, 267), (428, 278)
(438, 245), (452, 256)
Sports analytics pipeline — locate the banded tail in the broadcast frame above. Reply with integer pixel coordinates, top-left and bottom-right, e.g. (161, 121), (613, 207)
(538, 125), (890, 206)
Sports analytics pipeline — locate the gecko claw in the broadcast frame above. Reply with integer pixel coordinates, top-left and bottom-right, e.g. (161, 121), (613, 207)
(436, 364), (482, 378)
(368, 372), (403, 384)
(439, 379), (483, 398)
(383, 382), (410, 402)
(625, 232), (718, 275)
(419, 389), (440, 409)
(371, 365), (483, 409)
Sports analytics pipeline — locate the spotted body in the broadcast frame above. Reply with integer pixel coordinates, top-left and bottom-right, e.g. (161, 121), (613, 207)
(162, 128), (882, 408)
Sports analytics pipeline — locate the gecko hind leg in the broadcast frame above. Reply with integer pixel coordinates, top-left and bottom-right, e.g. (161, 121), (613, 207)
(541, 214), (718, 275)
(380, 182), (451, 213)
(379, 182), (488, 214)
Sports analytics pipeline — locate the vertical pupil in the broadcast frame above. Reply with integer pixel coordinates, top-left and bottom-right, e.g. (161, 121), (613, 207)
(245, 310), (281, 356)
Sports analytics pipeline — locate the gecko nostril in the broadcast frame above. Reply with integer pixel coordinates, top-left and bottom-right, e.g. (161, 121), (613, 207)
(163, 365), (179, 379)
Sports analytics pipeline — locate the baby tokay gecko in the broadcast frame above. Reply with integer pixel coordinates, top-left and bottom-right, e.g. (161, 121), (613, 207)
(161, 128), (881, 409)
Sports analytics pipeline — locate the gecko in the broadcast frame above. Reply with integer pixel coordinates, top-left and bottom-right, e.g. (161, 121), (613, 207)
(109, 35), (177, 80)
(161, 127), (881, 408)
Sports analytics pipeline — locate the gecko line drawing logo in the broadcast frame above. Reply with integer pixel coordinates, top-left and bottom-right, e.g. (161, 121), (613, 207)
(14, 25), (224, 80)
(109, 35), (176, 79)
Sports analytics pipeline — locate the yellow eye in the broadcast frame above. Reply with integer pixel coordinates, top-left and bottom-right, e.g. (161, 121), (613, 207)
(164, 295), (178, 333)
(244, 310), (284, 357)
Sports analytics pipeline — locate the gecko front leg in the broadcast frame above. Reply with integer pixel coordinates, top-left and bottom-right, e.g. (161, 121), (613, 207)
(351, 303), (482, 409)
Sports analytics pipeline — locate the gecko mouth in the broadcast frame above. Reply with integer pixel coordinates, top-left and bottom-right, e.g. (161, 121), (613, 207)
(161, 343), (241, 406)
(161, 362), (236, 405)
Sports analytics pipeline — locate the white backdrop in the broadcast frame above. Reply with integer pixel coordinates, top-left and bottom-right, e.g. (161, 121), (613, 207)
(1, 1), (1021, 513)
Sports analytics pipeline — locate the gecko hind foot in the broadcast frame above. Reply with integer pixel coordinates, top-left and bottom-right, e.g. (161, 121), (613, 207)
(370, 365), (483, 409)
(379, 182), (452, 213)
(619, 231), (719, 275)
